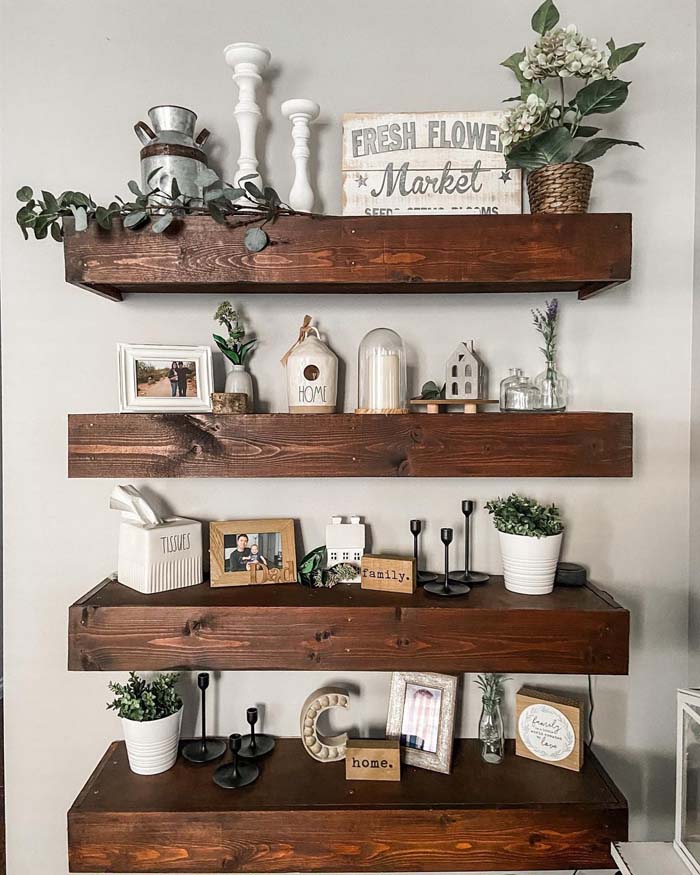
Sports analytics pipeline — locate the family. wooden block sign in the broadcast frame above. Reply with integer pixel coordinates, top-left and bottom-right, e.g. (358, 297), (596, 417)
(345, 739), (401, 781)
(360, 555), (416, 594)
(516, 687), (584, 772)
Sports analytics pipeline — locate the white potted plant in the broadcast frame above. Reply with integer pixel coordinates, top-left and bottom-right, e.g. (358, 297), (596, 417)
(485, 494), (564, 595)
(107, 671), (183, 775)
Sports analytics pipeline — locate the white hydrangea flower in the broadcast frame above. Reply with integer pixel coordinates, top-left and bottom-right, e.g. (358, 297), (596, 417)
(499, 93), (562, 148)
(519, 24), (612, 81)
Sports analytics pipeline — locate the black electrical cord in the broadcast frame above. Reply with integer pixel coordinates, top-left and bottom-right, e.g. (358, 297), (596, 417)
(587, 674), (595, 748)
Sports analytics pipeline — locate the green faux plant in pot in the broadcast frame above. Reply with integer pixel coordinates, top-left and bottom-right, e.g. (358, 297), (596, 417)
(107, 672), (183, 775)
(213, 301), (256, 406)
(501, 0), (644, 213)
(485, 494), (564, 595)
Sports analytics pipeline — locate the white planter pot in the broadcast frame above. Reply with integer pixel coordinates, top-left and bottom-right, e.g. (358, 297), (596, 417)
(497, 531), (563, 596)
(224, 360), (254, 408)
(121, 707), (182, 775)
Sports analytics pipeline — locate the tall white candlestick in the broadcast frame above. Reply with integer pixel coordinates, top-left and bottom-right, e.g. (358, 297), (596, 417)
(223, 42), (271, 197)
(281, 98), (320, 212)
(368, 351), (400, 410)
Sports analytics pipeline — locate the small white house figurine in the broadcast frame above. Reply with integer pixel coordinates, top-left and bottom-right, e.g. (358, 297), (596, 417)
(110, 485), (203, 594)
(282, 315), (338, 413)
(326, 515), (365, 583)
(445, 341), (488, 400)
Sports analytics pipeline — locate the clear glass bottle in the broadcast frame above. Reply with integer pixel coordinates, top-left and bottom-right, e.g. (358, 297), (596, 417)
(534, 359), (568, 412)
(358, 328), (407, 412)
(499, 368), (523, 411)
(479, 698), (504, 764)
(504, 373), (541, 411)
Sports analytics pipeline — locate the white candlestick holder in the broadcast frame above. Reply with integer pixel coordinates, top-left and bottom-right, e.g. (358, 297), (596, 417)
(281, 98), (320, 212)
(223, 42), (271, 198)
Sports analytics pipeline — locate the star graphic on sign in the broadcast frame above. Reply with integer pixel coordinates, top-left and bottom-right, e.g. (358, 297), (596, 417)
(499, 169), (512, 184)
(356, 174), (368, 187)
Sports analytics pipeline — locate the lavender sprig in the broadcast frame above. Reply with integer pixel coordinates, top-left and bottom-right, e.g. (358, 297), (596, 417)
(531, 298), (559, 362)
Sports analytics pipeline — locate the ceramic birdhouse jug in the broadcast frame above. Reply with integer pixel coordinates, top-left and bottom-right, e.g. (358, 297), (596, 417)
(282, 316), (338, 413)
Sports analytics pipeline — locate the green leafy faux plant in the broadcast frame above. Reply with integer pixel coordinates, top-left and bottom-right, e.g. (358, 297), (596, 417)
(485, 493), (563, 538)
(500, 0), (644, 170)
(475, 674), (508, 711)
(418, 380), (445, 400)
(107, 671), (182, 722)
(213, 301), (256, 366)
(16, 171), (292, 252)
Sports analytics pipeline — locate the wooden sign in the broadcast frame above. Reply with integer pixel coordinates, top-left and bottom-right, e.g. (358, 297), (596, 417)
(361, 555), (416, 594)
(516, 687), (583, 772)
(345, 739), (401, 781)
(342, 111), (522, 216)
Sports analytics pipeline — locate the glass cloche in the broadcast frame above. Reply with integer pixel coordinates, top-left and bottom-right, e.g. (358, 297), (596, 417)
(357, 328), (407, 412)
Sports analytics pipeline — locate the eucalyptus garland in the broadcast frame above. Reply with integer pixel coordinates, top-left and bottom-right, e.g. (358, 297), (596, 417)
(16, 171), (294, 252)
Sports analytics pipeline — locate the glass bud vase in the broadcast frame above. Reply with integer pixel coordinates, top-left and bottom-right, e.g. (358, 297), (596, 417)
(534, 359), (568, 412)
(479, 701), (504, 764)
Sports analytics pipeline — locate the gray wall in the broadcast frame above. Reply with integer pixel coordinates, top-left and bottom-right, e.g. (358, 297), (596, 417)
(1, 0), (696, 872)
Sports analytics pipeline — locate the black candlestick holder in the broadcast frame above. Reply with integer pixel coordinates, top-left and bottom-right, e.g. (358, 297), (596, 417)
(410, 519), (438, 584)
(182, 673), (227, 764)
(424, 528), (470, 597)
(238, 707), (276, 759)
(213, 733), (259, 789)
(451, 500), (490, 585)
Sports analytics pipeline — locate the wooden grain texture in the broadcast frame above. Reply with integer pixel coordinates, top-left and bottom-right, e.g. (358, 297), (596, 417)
(67, 739), (627, 872)
(62, 213), (632, 300)
(67, 412), (633, 478)
(68, 578), (630, 673)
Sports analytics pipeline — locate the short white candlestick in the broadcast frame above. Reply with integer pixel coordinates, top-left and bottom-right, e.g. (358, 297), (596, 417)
(281, 98), (320, 212)
(223, 42), (271, 196)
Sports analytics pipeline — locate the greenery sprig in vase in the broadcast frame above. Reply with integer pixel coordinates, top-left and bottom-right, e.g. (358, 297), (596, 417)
(213, 301), (256, 405)
(500, 0), (644, 211)
(475, 674), (507, 764)
(532, 298), (567, 410)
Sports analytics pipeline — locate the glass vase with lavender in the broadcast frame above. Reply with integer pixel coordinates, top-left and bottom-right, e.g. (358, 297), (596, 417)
(476, 673), (506, 764)
(532, 298), (568, 412)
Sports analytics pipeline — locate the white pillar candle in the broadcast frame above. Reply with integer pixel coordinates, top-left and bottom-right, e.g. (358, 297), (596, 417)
(368, 350), (400, 410)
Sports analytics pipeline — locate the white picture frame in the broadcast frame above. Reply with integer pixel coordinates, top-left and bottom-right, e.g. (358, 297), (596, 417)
(117, 343), (213, 413)
(385, 671), (457, 774)
(675, 689), (700, 874)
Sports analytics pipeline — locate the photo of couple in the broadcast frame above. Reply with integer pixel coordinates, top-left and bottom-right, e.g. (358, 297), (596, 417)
(136, 359), (198, 398)
(224, 532), (283, 573)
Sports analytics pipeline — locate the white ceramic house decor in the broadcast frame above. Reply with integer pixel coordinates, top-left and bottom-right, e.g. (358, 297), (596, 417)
(281, 98), (320, 212)
(445, 341), (488, 400)
(223, 42), (271, 197)
(282, 315), (338, 413)
(326, 515), (365, 583)
(300, 687), (351, 762)
(110, 484), (203, 594)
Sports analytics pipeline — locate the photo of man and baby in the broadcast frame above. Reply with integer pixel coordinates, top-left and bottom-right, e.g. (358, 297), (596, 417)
(224, 532), (283, 580)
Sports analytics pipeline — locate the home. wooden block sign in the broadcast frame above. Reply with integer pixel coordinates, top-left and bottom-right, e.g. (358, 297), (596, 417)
(345, 739), (401, 781)
(516, 687), (584, 772)
(342, 111), (522, 216)
(360, 555), (416, 594)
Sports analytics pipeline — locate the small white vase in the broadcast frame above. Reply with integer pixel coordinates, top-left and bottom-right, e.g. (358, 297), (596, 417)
(224, 360), (254, 408)
(122, 707), (182, 775)
(497, 531), (563, 596)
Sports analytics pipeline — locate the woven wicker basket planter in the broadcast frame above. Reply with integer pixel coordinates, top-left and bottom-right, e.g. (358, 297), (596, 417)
(527, 162), (594, 214)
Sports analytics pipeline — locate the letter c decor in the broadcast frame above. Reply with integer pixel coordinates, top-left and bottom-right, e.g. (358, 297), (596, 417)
(299, 686), (350, 762)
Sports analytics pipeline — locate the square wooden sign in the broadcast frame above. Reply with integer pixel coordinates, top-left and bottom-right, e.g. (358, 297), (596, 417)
(360, 555), (416, 594)
(516, 686), (583, 772)
(345, 739), (401, 781)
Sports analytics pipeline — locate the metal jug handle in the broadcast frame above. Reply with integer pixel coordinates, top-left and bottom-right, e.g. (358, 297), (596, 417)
(134, 121), (156, 145)
(195, 128), (211, 147)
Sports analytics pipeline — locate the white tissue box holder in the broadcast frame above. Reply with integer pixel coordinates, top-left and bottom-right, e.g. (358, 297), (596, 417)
(118, 517), (203, 594)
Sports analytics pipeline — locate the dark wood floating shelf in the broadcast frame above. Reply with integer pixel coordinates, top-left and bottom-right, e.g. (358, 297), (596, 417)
(68, 578), (629, 674)
(68, 738), (627, 873)
(63, 213), (632, 301)
(68, 412), (633, 478)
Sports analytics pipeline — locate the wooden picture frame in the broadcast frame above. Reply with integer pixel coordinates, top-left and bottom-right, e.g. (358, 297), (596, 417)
(210, 519), (297, 588)
(385, 671), (457, 774)
(117, 343), (213, 413)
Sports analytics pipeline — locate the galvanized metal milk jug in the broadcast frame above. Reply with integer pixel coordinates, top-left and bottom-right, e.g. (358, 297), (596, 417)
(134, 105), (216, 202)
